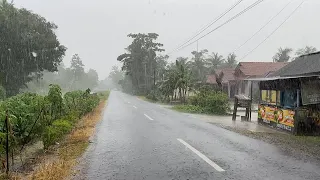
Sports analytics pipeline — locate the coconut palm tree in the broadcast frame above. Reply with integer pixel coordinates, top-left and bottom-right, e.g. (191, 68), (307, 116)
(175, 59), (191, 103)
(226, 53), (237, 68)
(207, 52), (225, 71)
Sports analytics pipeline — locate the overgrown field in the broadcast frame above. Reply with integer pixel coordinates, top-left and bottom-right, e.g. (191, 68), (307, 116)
(0, 84), (108, 176)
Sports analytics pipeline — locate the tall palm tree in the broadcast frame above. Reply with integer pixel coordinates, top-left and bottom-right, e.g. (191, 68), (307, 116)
(175, 59), (191, 102)
(226, 53), (237, 68)
(207, 52), (225, 71)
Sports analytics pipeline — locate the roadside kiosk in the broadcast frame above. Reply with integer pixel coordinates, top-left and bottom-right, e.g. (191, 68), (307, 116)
(257, 76), (320, 135)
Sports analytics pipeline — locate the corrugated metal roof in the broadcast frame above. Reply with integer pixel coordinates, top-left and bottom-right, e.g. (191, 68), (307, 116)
(271, 52), (320, 77)
(245, 75), (320, 81)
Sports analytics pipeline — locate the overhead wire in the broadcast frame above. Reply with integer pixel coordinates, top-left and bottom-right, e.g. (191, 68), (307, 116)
(239, 0), (306, 61)
(170, 0), (266, 54)
(233, 0), (295, 53)
(168, 0), (244, 55)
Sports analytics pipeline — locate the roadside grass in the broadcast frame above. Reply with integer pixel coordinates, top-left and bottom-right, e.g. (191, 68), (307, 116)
(171, 105), (204, 114)
(8, 92), (109, 180)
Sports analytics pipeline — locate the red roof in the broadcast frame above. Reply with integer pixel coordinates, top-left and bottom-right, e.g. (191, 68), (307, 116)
(206, 68), (235, 84)
(236, 62), (288, 77)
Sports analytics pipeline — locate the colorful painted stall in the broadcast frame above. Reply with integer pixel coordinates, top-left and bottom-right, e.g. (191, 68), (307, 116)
(257, 76), (320, 135)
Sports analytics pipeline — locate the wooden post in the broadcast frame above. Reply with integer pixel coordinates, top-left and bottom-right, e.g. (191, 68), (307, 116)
(294, 89), (300, 135)
(5, 111), (9, 174)
(250, 81), (253, 121)
(232, 97), (238, 121)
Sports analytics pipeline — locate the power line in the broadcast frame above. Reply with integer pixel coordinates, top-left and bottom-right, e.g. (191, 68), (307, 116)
(171, 0), (266, 54)
(233, 0), (295, 53)
(168, 0), (244, 55)
(239, 0), (306, 61)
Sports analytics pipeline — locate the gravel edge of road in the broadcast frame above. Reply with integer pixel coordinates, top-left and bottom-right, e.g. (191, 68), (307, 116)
(209, 122), (320, 164)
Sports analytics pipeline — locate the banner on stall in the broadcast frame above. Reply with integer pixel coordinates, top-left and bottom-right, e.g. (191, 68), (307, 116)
(259, 105), (295, 128)
(259, 105), (277, 123)
(276, 109), (295, 127)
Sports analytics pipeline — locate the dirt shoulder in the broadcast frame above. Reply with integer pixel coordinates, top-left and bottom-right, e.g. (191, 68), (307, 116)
(211, 123), (320, 162)
(177, 110), (320, 163)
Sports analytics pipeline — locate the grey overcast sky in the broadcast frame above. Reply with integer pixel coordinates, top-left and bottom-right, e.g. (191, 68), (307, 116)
(13, 0), (319, 79)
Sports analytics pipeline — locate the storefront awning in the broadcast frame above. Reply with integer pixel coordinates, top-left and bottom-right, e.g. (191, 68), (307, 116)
(244, 75), (320, 81)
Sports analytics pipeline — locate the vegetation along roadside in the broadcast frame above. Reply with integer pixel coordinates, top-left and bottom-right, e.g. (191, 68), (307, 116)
(0, 85), (109, 179)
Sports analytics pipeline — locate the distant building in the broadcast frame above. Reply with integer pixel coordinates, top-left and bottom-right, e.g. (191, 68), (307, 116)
(234, 62), (288, 99)
(206, 68), (236, 98)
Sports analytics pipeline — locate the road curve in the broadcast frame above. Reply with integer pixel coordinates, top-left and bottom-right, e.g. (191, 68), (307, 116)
(80, 91), (320, 180)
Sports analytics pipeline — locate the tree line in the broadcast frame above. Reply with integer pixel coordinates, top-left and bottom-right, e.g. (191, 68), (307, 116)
(0, 1), (99, 98)
(273, 46), (317, 62)
(25, 54), (99, 95)
(114, 32), (318, 100)
(115, 33), (238, 98)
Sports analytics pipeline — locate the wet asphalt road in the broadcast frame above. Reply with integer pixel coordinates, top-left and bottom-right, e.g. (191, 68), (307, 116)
(82, 91), (320, 180)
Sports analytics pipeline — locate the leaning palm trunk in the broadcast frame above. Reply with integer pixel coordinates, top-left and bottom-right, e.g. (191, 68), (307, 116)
(179, 88), (182, 103)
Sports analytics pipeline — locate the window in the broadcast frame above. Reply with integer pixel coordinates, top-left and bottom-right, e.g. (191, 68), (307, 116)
(261, 90), (278, 105)
(281, 90), (297, 108)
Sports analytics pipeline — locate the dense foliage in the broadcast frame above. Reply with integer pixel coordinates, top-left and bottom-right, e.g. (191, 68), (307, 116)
(117, 33), (164, 95)
(0, 85), (103, 159)
(117, 33), (239, 98)
(0, 1), (66, 96)
(173, 87), (230, 115)
(189, 88), (230, 115)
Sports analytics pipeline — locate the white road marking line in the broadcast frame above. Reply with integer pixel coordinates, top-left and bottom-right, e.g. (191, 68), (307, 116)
(133, 106), (137, 109)
(177, 138), (225, 172)
(144, 114), (154, 121)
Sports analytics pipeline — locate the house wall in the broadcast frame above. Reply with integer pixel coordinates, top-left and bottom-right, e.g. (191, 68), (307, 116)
(235, 80), (259, 101)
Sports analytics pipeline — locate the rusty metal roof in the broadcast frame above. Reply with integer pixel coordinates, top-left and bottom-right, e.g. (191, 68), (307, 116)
(236, 62), (289, 77)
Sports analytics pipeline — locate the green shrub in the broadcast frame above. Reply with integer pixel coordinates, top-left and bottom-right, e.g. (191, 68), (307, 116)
(43, 120), (72, 149)
(43, 126), (60, 149)
(52, 120), (73, 134)
(188, 90), (229, 115)
(61, 111), (80, 124)
(172, 105), (204, 113)
(146, 89), (162, 102)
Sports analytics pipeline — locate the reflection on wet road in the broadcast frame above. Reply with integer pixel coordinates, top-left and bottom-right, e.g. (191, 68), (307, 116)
(81, 91), (320, 180)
